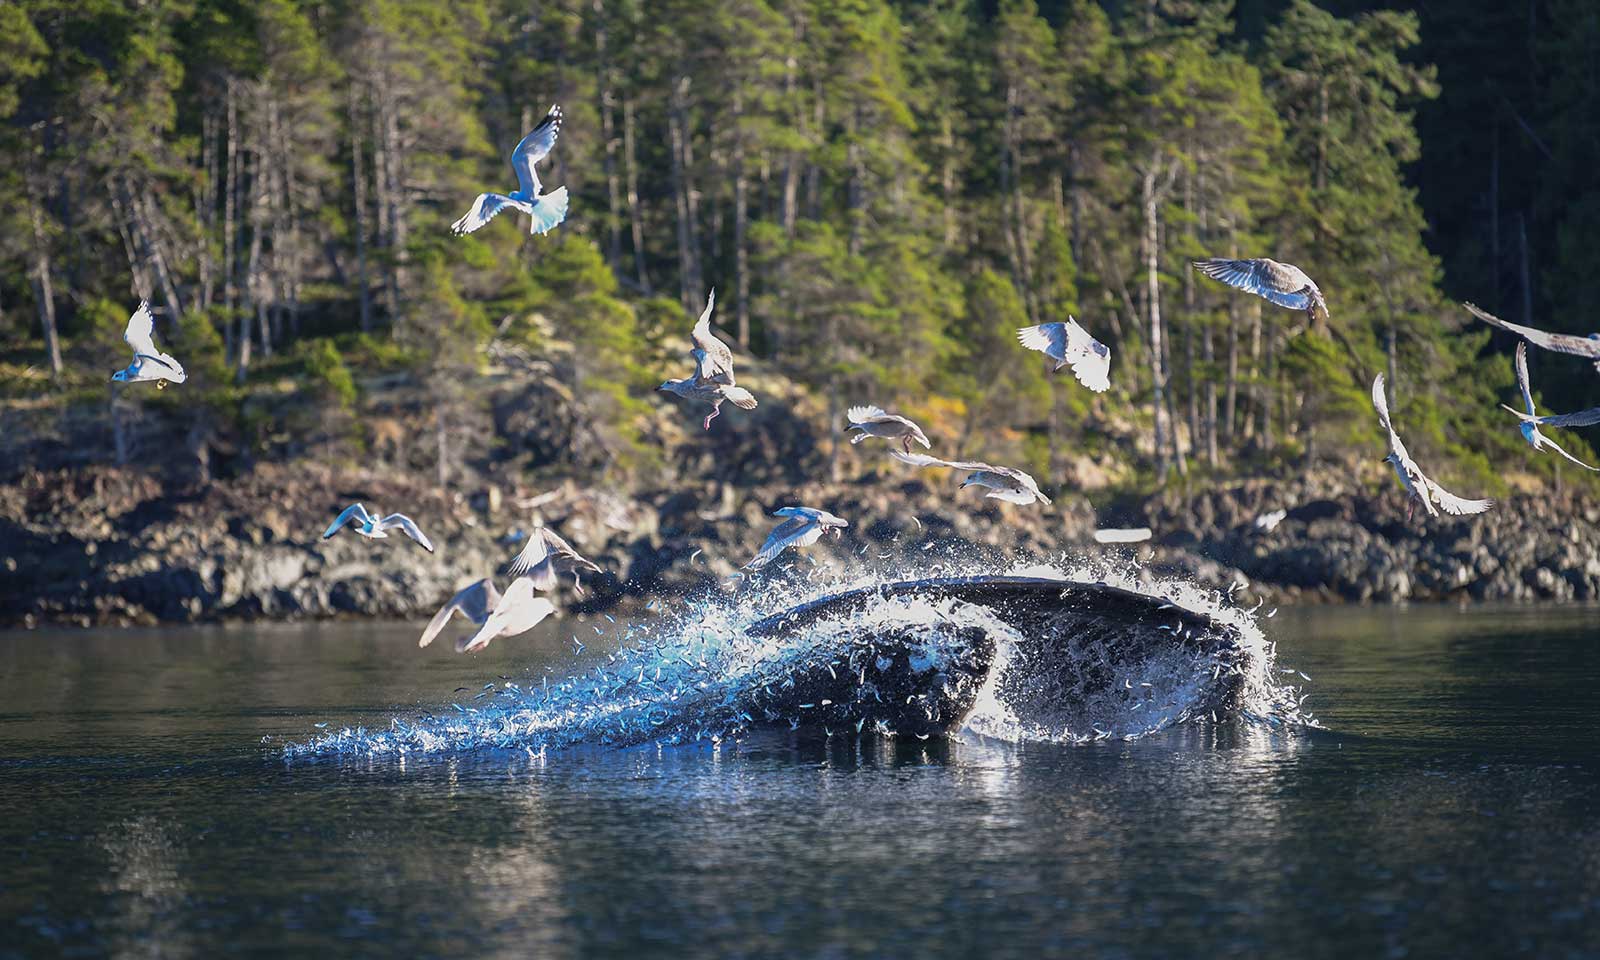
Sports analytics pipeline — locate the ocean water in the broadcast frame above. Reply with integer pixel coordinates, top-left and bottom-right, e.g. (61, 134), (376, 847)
(3, 581), (1599, 958)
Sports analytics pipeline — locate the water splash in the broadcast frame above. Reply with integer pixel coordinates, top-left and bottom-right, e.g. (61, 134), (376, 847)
(285, 551), (1311, 760)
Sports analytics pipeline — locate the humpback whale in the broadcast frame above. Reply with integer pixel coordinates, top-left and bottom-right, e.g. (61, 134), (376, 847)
(290, 572), (1287, 759)
(723, 575), (1251, 741)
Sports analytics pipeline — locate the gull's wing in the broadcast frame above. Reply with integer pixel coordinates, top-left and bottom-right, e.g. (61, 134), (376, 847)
(747, 515), (822, 569)
(1514, 342), (1536, 415)
(321, 503), (370, 539)
(1371, 373), (1403, 451)
(1194, 258), (1314, 311)
(1060, 320), (1110, 392)
(1017, 322), (1067, 361)
(124, 301), (159, 356)
(1465, 302), (1600, 360)
(888, 450), (995, 472)
(847, 404), (889, 424)
(986, 487), (1040, 505)
(379, 513), (435, 553)
(510, 105), (563, 197)
(1419, 475), (1494, 516)
(1539, 432), (1600, 471)
(985, 465), (1051, 504)
(690, 289), (736, 384)
(1501, 404), (1600, 429)
(451, 193), (522, 236)
(506, 528), (552, 577)
(418, 579), (498, 647)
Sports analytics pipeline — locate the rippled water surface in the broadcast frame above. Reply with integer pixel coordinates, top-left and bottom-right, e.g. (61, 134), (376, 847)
(4, 604), (1600, 958)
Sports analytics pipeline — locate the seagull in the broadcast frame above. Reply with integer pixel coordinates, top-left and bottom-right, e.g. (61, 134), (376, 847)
(1016, 320), (1111, 392)
(450, 105), (569, 237)
(505, 526), (603, 594)
(459, 577), (557, 653)
(1194, 258), (1328, 323)
(690, 289), (736, 385)
(1253, 509), (1287, 532)
(746, 507), (849, 569)
(1371, 374), (1492, 520)
(320, 503), (436, 552)
(844, 405), (931, 453)
(111, 301), (186, 390)
(1093, 528), (1151, 544)
(1466, 302), (1600, 371)
(1499, 343), (1600, 471)
(889, 450), (1052, 505)
(418, 578), (500, 648)
(658, 376), (758, 430)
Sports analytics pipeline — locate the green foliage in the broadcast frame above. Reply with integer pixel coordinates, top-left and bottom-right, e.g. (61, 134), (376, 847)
(0, 0), (1583, 497)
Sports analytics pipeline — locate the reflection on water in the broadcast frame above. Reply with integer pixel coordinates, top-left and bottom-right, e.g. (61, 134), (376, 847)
(2, 605), (1599, 957)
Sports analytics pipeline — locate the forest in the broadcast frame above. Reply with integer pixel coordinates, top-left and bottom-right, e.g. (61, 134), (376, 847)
(2, 0), (1596, 498)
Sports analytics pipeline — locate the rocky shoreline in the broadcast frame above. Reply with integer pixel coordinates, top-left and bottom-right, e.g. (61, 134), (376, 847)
(3, 459), (1598, 629)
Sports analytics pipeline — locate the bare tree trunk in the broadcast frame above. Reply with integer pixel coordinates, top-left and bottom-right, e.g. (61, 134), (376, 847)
(781, 13), (801, 235)
(622, 95), (650, 293)
(28, 200), (63, 378)
(349, 83), (372, 332)
(941, 114), (958, 249)
(732, 90), (751, 347)
(668, 86), (693, 310)
(593, 0), (623, 273)
(224, 79), (239, 326)
(1143, 166), (1170, 480)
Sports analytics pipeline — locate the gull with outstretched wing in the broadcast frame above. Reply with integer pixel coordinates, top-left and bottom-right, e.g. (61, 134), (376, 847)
(1372, 374), (1493, 520)
(505, 526), (603, 594)
(845, 405), (931, 453)
(890, 451), (1051, 506)
(1194, 258), (1328, 324)
(1500, 343), (1599, 471)
(1016, 319), (1111, 392)
(451, 105), (569, 237)
(746, 507), (849, 570)
(320, 502), (436, 553)
(111, 301), (187, 390)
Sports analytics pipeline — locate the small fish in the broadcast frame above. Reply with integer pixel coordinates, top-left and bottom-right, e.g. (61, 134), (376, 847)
(604, 614), (615, 624)
(314, 722), (329, 729)
(911, 516), (922, 531)
(454, 687), (469, 693)
(690, 548), (703, 563)
(1267, 608), (1278, 618)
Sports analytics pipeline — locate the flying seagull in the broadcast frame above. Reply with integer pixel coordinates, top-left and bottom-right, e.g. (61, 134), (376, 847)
(889, 450), (1052, 506)
(111, 300), (186, 390)
(1194, 258), (1328, 323)
(1500, 343), (1600, 471)
(451, 105), (569, 237)
(1371, 374), (1493, 520)
(845, 405), (931, 453)
(658, 376), (758, 430)
(505, 526), (603, 594)
(1016, 320), (1111, 392)
(418, 578), (501, 649)
(747, 507), (849, 570)
(320, 502), (436, 553)
(1465, 302), (1600, 372)
(690, 289), (736, 385)
(459, 577), (557, 653)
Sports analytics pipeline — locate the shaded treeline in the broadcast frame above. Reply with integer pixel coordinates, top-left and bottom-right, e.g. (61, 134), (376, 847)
(0, 0), (1580, 493)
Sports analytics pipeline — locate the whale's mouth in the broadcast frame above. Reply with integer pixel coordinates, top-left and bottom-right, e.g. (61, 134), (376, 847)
(286, 563), (1312, 760)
